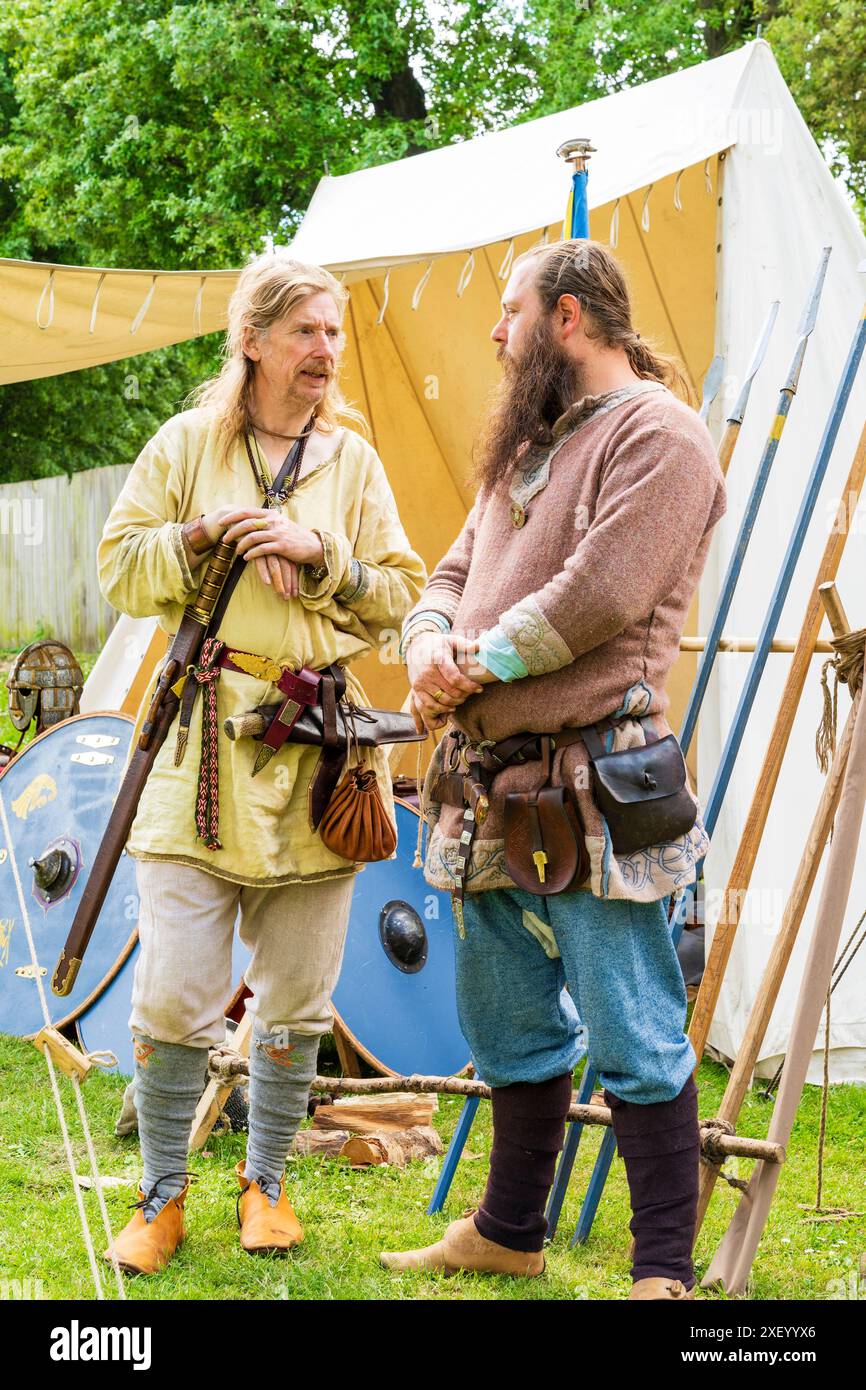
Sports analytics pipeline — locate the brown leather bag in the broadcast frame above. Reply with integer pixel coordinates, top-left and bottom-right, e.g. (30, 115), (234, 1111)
(502, 734), (590, 895)
(504, 786), (589, 894)
(318, 761), (397, 863)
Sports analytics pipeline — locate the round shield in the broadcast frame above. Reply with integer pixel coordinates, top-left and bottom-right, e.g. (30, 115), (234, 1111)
(76, 924), (252, 1077)
(331, 799), (469, 1076)
(0, 712), (138, 1036)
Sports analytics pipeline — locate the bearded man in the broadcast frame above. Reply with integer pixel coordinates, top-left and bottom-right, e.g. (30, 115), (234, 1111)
(382, 241), (726, 1300)
(98, 255), (424, 1274)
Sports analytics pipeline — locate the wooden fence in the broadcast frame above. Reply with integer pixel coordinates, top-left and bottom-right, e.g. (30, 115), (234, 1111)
(0, 464), (131, 652)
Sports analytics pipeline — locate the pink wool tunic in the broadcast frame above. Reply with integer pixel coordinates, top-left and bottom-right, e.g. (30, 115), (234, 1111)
(410, 381), (727, 902)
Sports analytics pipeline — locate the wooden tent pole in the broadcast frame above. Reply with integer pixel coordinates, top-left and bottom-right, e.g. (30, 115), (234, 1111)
(688, 415), (866, 1064)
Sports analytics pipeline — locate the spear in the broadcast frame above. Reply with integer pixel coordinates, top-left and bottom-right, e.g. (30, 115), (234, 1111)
(699, 354), (725, 423)
(717, 299), (779, 475)
(679, 248), (831, 755)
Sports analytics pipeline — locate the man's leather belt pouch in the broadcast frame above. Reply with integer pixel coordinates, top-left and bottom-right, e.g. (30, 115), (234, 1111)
(581, 721), (697, 856)
(504, 788), (590, 895)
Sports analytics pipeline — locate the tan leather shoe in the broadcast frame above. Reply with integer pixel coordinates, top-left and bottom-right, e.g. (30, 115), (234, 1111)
(629, 1276), (696, 1300)
(103, 1181), (188, 1276)
(380, 1213), (544, 1277)
(236, 1160), (303, 1254)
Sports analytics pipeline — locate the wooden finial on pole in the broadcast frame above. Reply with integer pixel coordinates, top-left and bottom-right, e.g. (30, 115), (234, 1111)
(819, 581), (851, 639)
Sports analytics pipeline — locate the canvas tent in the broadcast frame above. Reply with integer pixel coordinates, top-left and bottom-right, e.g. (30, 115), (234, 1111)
(8, 39), (866, 1079)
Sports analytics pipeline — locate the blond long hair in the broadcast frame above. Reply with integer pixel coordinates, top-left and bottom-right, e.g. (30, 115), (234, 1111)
(518, 240), (692, 401)
(190, 252), (367, 456)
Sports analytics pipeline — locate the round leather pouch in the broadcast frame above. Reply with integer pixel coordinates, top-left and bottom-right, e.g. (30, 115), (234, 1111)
(318, 763), (397, 863)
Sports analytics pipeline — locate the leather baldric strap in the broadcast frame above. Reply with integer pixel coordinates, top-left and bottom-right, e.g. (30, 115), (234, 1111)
(308, 664), (350, 830)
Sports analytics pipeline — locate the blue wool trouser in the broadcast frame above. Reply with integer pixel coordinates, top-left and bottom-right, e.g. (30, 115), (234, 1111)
(455, 888), (699, 1283)
(455, 888), (695, 1099)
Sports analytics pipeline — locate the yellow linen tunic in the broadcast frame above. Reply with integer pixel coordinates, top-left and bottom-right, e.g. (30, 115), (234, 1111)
(97, 408), (426, 886)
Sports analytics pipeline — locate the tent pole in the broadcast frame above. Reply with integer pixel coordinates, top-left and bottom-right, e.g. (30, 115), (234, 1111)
(556, 139), (595, 240)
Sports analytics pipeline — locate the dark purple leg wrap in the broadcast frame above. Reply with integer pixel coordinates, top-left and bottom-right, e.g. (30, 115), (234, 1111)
(474, 1072), (573, 1254)
(604, 1073), (699, 1288)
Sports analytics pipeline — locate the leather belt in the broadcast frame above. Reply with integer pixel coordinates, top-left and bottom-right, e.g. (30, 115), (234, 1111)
(216, 649), (321, 775)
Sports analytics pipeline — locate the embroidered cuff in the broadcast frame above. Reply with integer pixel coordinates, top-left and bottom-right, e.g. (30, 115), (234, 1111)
(335, 556), (370, 604)
(398, 609), (452, 661)
(476, 625), (529, 682)
(499, 596), (573, 676)
(298, 529), (353, 604)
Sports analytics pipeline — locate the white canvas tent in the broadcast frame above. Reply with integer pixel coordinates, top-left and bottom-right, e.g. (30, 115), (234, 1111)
(10, 39), (866, 1079)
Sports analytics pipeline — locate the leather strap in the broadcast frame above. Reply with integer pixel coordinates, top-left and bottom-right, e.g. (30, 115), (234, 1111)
(580, 714), (659, 763)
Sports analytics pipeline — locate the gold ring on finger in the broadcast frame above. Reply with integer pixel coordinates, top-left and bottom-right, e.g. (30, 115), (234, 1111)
(432, 688), (446, 703)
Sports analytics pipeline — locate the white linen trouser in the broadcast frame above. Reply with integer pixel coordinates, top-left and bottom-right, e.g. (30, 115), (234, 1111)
(129, 859), (356, 1048)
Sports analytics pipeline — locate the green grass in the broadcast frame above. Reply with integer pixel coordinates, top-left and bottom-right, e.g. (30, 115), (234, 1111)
(0, 1034), (863, 1301)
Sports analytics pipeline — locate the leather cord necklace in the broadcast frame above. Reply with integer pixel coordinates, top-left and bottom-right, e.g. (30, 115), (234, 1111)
(244, 413), (315, 508)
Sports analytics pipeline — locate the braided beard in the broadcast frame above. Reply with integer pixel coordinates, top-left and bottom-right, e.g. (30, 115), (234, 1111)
(473, 316), (583, 491)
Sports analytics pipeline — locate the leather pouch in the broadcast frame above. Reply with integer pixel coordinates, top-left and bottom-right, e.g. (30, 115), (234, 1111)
(318, 763), (398, 862)
(504, 787), (590, 895)
(582, 721), (697, 856)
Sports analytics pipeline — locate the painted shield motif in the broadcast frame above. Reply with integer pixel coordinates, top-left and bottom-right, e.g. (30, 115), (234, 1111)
(0, 712), (138, 1036)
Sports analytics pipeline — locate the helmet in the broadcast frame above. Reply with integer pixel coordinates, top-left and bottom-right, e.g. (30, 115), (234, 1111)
(6, 639), (84, 734)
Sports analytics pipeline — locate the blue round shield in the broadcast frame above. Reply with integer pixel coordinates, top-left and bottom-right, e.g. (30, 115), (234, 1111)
(331, 799), (469, 1076)
(0, 712), (138, 1036)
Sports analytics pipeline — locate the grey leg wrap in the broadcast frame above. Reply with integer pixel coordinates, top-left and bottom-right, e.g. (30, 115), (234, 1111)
(132, 1034), (208, 1218)
(244, 1022), (321, 1199)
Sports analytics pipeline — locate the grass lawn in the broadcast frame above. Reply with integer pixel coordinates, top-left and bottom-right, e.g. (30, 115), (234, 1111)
(0, 1032), (863, 1302)
(1, 641), (862, 1301)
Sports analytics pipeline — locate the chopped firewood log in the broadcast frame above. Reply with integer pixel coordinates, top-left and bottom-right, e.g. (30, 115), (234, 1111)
(311, 1092), (437, 1135)
(340, 1125), (444, 1168)
(292, 1129), (352, 1157)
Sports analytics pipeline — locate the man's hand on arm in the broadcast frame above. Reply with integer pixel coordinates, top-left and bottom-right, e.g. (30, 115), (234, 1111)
(180, 506), (327, 601)
(406, 628), (497, 733)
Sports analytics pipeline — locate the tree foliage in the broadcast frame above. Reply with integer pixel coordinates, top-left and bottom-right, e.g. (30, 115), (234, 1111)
(0, 0), (862, 483)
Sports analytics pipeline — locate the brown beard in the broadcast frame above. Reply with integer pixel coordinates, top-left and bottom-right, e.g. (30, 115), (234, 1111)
(472, 315), (583, 491)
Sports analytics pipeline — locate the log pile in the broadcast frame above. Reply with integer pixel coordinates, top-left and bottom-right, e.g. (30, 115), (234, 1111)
(291, 1093), (444, 1169)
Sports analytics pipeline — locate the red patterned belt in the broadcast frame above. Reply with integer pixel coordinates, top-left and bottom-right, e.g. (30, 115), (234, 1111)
(171, 639), (321, 850)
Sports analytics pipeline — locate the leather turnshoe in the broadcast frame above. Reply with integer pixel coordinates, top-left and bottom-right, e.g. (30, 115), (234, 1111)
(236, 1160), (303, 1254)
(103, 1181), (188, 1276)
(629, 1276), (696, 1300)
(380, 1213), (544, 1277)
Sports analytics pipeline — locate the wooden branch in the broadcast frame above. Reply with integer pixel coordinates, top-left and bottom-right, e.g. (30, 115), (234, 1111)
(203, 1055), (783, 1162)
(678, 636), (833, 654)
